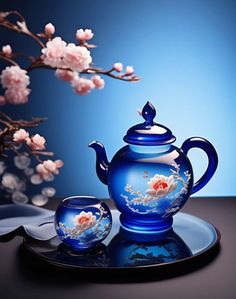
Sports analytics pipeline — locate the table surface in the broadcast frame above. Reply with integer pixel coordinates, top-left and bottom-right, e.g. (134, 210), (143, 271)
(0, 197), (235, 299)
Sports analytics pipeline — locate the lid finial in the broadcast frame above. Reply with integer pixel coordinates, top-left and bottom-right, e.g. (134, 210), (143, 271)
(123, 101), (176, 145)
(142, 101), (156, 125)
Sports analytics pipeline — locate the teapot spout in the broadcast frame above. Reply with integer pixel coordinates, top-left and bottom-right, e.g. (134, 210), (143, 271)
(89, 141), (110, 185)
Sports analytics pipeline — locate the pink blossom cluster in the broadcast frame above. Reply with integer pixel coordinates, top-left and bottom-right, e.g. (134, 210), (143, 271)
(0, 65), (30, 105)
(13, 129), (46, 150)
(41, 30), (106, 95)
(113, 62), (135, 75)
(13, 129), (63, 181)
(36, 159), (63, 180)
(56, 70), (105, 95)
(0, 21), (138, 102)
(41, 25), (108, 95)
(41, 37), (92, 71)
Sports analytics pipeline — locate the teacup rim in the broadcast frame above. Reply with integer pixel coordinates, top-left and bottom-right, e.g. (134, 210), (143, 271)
(61, 196), (101, 208)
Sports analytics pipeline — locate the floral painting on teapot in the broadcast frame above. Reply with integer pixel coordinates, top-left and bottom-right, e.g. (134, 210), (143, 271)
(121, 163), (191, 218)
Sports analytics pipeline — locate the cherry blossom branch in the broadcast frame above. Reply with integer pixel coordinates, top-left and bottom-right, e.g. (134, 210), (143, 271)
(0, 10), (139, 205)
(14, 52), (35, 62)
(10, 117), (46, 128)
(0, 10), (140, 103)
(0, 11), (45, 48)
(31, 150), (54, 157)
(0, 111), (13, 121)
(0, 118), (13, 128)
(83, 67), (140, 82)
(26, 60), (139, 82)
(29, 151), (51, 163)
(0, 115), (50, 161)
(0, 54), (19, 66)
(0, 114), (45, 129)
(0, 114), (63, 199)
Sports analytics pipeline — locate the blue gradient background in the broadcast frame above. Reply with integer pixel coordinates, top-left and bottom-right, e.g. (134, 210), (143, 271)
(0, 0), (235, 197)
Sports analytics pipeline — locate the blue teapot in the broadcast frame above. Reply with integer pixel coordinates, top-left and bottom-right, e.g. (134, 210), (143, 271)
(89, 102), (218, 234)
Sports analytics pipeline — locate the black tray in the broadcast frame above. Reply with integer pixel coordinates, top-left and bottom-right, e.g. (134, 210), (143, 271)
(24, 210), (220, 274)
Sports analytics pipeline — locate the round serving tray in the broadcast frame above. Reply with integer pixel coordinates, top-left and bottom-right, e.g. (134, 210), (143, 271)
(24, 211), (220, 272)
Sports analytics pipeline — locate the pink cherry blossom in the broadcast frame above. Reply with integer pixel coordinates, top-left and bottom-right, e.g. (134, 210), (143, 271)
(0, 66), (30, 89)
(26, 134), (46, 150)
(41, 37), (67, 68)
(45, 23), (55, 36)
(55, 69), (78, 82)
(73, 77), (94, 95)
(63, 43), (92, 72)
(76, 29), (94, 41)
(0, 95), (6, 105)
(55, 159), (64, 168)
(125, 66), (134, 75)
(113, 62), (123, 72)
(2, 45), (12, 56)
(5, 87), (30, 104)
(43, 160), (58, 174)
(92, 75), (105, 89)
(35, 163), (48, 175)
(13, 129), (29, 143)
(0, 66), (30, 104)
(36, 159), (63, 180)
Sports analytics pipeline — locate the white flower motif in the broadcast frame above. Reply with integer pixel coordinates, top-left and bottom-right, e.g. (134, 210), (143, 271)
(74, 211), (96, 231)
(146, 174), (177, 199)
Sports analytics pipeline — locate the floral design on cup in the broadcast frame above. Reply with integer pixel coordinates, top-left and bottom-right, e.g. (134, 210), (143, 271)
(59, 210), (98, 239)
(121, 164), (191, 215)
(74, 211), (96, 231)
(57, 205), (111, 244)
(145, 174), (177, 199)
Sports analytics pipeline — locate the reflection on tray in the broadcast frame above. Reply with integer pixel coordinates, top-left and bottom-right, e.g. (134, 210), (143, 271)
(107, 228), (193, 267)
(47, 242), (109, 268)
(39, 227), (192, 268)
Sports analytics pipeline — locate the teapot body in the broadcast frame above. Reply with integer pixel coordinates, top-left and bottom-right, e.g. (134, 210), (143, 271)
(89, 102), (218, 234)
(108, 144), (193, 232)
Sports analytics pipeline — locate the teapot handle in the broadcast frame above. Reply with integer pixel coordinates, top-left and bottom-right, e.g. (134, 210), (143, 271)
(181, 137), (218, 195)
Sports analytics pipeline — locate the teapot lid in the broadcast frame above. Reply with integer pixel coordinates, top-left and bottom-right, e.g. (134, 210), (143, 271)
(123, 101), (176, 146)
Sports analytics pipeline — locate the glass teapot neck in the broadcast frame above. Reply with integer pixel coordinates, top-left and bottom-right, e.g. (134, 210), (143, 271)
(129, 144), (171, 154)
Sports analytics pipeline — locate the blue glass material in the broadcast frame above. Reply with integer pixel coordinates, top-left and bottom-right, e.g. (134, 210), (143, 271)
(123, 102), (176, 145)
(88, 141), (109, 185)
(89, 102), (218, 233)
(181, 137), (218, 194)
(55, 196), (112, 252)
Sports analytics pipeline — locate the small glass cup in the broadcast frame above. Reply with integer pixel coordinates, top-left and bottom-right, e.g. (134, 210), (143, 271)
(55, 196), (112, 253)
